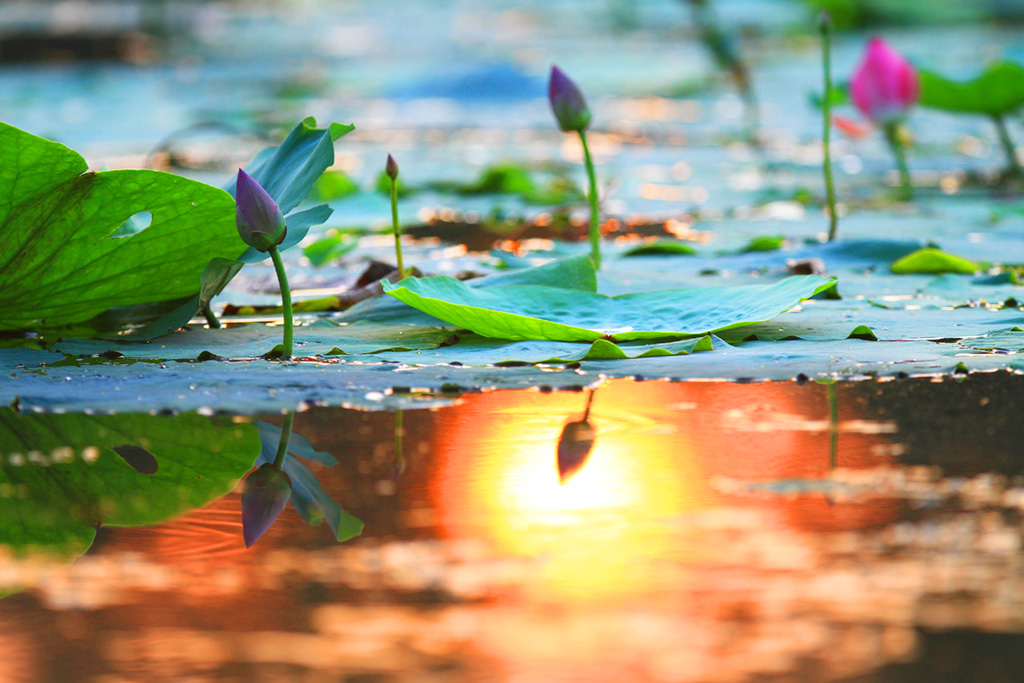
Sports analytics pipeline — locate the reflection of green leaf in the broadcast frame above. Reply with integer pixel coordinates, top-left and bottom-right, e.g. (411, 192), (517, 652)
(0, 410), (260, 558)
(891, 248), (979, 275)
(254, 421), (363, 542)
(383, 274), (835, 342)
(0, 123), (240, 331)
(920, 63), (1024, 116)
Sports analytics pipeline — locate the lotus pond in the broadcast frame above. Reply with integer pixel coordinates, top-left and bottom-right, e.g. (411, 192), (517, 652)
(4, 0), (1024, 680)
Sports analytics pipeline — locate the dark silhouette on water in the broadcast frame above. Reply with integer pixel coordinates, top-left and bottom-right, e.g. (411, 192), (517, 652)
(557, 390), (597, 483)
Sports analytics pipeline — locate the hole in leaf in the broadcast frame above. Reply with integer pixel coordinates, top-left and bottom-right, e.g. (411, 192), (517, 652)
(107, 211), (153, 239)
(112, 445), (158, 474)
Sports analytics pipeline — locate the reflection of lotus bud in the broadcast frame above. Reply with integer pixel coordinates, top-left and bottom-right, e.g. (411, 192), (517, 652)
(235, 169), (287, 252)
(548, 65), (592, 133)
(557, 419), (595, 483)
(817, 10), (832, 33)
(241, 463), (292, 547)
(385, 154), (399, 180)
(850, 37), (919, 124)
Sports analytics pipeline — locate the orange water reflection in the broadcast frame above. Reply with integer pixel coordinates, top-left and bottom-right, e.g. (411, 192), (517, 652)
(426, 380), (899, 604)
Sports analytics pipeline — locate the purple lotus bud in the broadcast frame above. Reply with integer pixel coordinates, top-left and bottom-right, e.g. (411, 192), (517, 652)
(235, 169), (287, 252)
(241, 463), (292, 547)
(385, 154), (399, 180)
(548, 65), (592, 133)
(817, 10), (832, 33)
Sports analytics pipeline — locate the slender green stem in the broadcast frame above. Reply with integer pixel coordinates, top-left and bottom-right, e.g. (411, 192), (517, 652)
(883, 121), (912, 200)
(202, 303), (221, 329)
(828, 382), (838, 471)
(268, 245), (293, 358)
(272, 412), (295, 470)
(390, 177), (405, 278)
(821, 20), (838, 241)
(577, 129), (602, 269)
(993, 114), (1023, 179)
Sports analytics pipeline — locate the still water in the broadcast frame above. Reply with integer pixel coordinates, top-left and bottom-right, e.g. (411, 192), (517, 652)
(3, 375), (1024, 681)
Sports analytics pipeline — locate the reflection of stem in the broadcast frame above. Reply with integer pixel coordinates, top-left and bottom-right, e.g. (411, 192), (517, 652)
(883, 121), (913, 200)
(828, 383), (838, 471)
(993, 114), (1024, 179)
(394, 410), (406, 478)
(582, 389), (596, 421)
(202, 303), (221, 329)
(577, 129), (602, 270)
(390, 177), (405, 279)
(820, 19), (839, 242)
(268, 245), (294, 358)
(272, 412), (295, 470)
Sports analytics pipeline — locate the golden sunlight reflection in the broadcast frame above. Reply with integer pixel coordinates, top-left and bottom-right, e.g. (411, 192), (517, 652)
(431, 382), (716, 603)
(427, 380), (899, 603)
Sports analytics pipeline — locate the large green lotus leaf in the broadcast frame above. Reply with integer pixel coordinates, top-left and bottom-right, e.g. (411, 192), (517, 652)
(0, 410), (260, 558)
(336, 254), (599, 327)
(0, 123), (240, 331)
(53, 319), (455, 360)
(919, 62), (1024, 115)
(382, 275), (835, 342)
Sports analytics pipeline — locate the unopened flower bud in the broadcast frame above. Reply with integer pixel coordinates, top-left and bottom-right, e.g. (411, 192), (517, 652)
(241, 463), (292, 547)
(548, 65), (592, 133)
(817, 10), (832, 33)
(850, 37), (919, 124)
(235, 169), (287, 252)
(385, 154), (399, 181)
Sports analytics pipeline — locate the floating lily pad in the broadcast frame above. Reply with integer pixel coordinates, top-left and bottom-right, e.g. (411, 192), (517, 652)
(53, 320), (455, 360)
(891, 248), (979, 275)
(919, 62), (1024, 116)
(622, 240), (698, 257)
(382, 274), (835, 342)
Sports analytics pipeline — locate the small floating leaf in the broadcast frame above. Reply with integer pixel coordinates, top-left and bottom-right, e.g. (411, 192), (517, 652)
(891, 248), (979, 275)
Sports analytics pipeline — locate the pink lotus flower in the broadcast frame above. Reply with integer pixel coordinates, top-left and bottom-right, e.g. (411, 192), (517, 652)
(850, 37), (919, 124)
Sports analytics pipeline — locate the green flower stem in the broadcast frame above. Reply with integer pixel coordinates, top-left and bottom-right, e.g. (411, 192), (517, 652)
(577, 129), (602, 269)
(390, 177), (405, 279)
(272, 412), (295, 470)
(883, 121), (913, 200)
(394, 409), (405, 473)
(821, 19), (839, 242)
(202, 303), (221, 329)
(993, 114), (1023, 179)
(268, 245), (293, 358)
